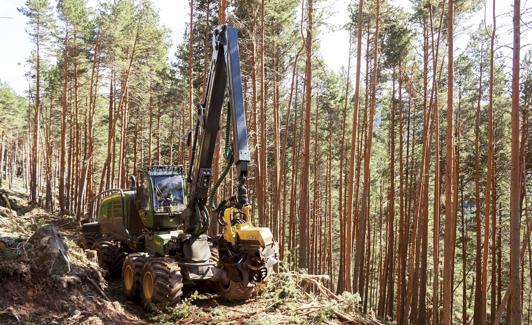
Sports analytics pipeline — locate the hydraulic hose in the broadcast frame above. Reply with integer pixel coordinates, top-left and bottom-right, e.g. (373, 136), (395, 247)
(209, 104), (233, 210)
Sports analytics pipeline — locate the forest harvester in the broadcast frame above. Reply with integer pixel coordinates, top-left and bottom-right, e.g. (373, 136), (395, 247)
(79, 25), (278, 305)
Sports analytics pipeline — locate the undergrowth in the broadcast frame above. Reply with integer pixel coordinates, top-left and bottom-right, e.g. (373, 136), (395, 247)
(149, 290), (205, 324)
(261, 271), (300, 301)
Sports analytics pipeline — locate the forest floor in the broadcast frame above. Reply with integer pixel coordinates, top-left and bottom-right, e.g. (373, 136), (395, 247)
(0, 187), (381, 325)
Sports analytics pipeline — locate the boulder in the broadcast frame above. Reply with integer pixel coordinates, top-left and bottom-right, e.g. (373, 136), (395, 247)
(28, 224), (71, 275)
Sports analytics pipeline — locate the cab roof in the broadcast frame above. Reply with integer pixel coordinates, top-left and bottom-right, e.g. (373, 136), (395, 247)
(146, 165), (184, 176)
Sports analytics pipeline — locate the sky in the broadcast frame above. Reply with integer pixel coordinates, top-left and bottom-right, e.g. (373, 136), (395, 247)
(0, 0), (529, 97)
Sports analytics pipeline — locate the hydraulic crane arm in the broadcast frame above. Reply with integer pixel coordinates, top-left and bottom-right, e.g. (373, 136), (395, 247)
(185, 25), (250, 235)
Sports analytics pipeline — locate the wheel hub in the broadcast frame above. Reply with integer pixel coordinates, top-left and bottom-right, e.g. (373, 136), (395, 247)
(143, 271), (154, 301)
(124, 264), (134, 291)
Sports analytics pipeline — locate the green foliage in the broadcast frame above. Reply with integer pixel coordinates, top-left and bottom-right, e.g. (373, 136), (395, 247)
(0, 84), (27, 134)
(338, 291), (362, 312)
(261, 272), (301, 301)
(18, 0), (56, 44)
(149, 291), (203, 324)
(311, 299), (336, 324)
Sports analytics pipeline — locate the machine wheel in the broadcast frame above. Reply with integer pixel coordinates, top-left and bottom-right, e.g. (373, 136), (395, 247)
(94, 239), (126, 277)
(217, 280), (256, 302)
(122, 253), (148, 300)
(140, 257), (183, 306)
(79, 231), (101, 249)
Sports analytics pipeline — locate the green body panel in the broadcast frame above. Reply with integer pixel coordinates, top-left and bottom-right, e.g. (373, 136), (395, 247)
(97, 191), (136, 242)
(139, 209), (181, 230)
(99, 191), (135, 221)
(145, 230), (183, 256)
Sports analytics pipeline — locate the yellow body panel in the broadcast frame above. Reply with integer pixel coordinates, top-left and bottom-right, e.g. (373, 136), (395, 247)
(222, 205), (273, 247)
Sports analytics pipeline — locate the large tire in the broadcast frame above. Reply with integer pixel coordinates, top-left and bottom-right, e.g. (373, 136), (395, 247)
(217, 280), (256, 302)
(79, 231), (101, 250)
(94, 239), (125, 278)
(122, 252), (148, 300)
(140, 257), (183, 306)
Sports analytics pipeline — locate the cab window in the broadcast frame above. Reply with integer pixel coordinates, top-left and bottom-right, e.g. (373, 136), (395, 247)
(151, 175), (185, 213)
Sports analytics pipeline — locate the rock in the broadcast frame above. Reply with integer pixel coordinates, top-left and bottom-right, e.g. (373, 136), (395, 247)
(28, 224), (71, 275)
(53, 274), (81, 289)
(0, 236), (16, 249)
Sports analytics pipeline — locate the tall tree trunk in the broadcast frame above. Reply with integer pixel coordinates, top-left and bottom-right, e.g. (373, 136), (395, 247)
(311, 101), (319, 274)
(461, 180), (467, 325)
(87, 31), (101, 217)
(188, 0), (194, 132)
(509, 0), (522, 322)
(259, 0), (268, 227)
(30, 31), (41, 203)
(442, 0), (456, 322)
(345, 0), (364, 293)
(380, 67), (395, 319)
(354, 0), (379, 295)
(337, 32), (352, 293)
(250, 20), (262, 226)
(272, 45), (281, 247)
(288, 76), (301, 265)
(279, 47), (302, 261)
(59, 32), (69, 213)
(428, 4), (445, 323)
(218, 0), (225, 23)
(474, 47), (484, 325)
(298, 0), (312, 269)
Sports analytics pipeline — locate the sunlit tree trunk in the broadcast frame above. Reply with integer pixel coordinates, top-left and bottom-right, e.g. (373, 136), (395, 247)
(354, 0), (378, 295)
(345, 0), (364, 293)
(337, 33), (352, 293)
(279, 47), (302, 261)
(474, 47), (484, 325)
(509, 0), (522, 322)
(442, 0), (456, 322)
(298, 0), (312, 269)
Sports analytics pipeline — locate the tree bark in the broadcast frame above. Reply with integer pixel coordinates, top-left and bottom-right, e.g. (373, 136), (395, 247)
(509, 0), (522, 322)
(345, 0), (365, 293)
(354, 0), (379, 295)
(298, 0), (312, 269)
(442, 0), (456, 322)
(474, 46), (484, 325)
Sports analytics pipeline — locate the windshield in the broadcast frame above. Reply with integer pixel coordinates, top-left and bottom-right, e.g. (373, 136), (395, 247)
(151, 175), (186, 213)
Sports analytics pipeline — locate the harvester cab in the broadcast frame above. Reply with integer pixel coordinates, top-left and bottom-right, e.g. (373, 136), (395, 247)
(136, 165), (187, 230)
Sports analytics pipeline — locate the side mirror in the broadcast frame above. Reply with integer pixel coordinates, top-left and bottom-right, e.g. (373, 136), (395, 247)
(129, 175), (137, 190)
